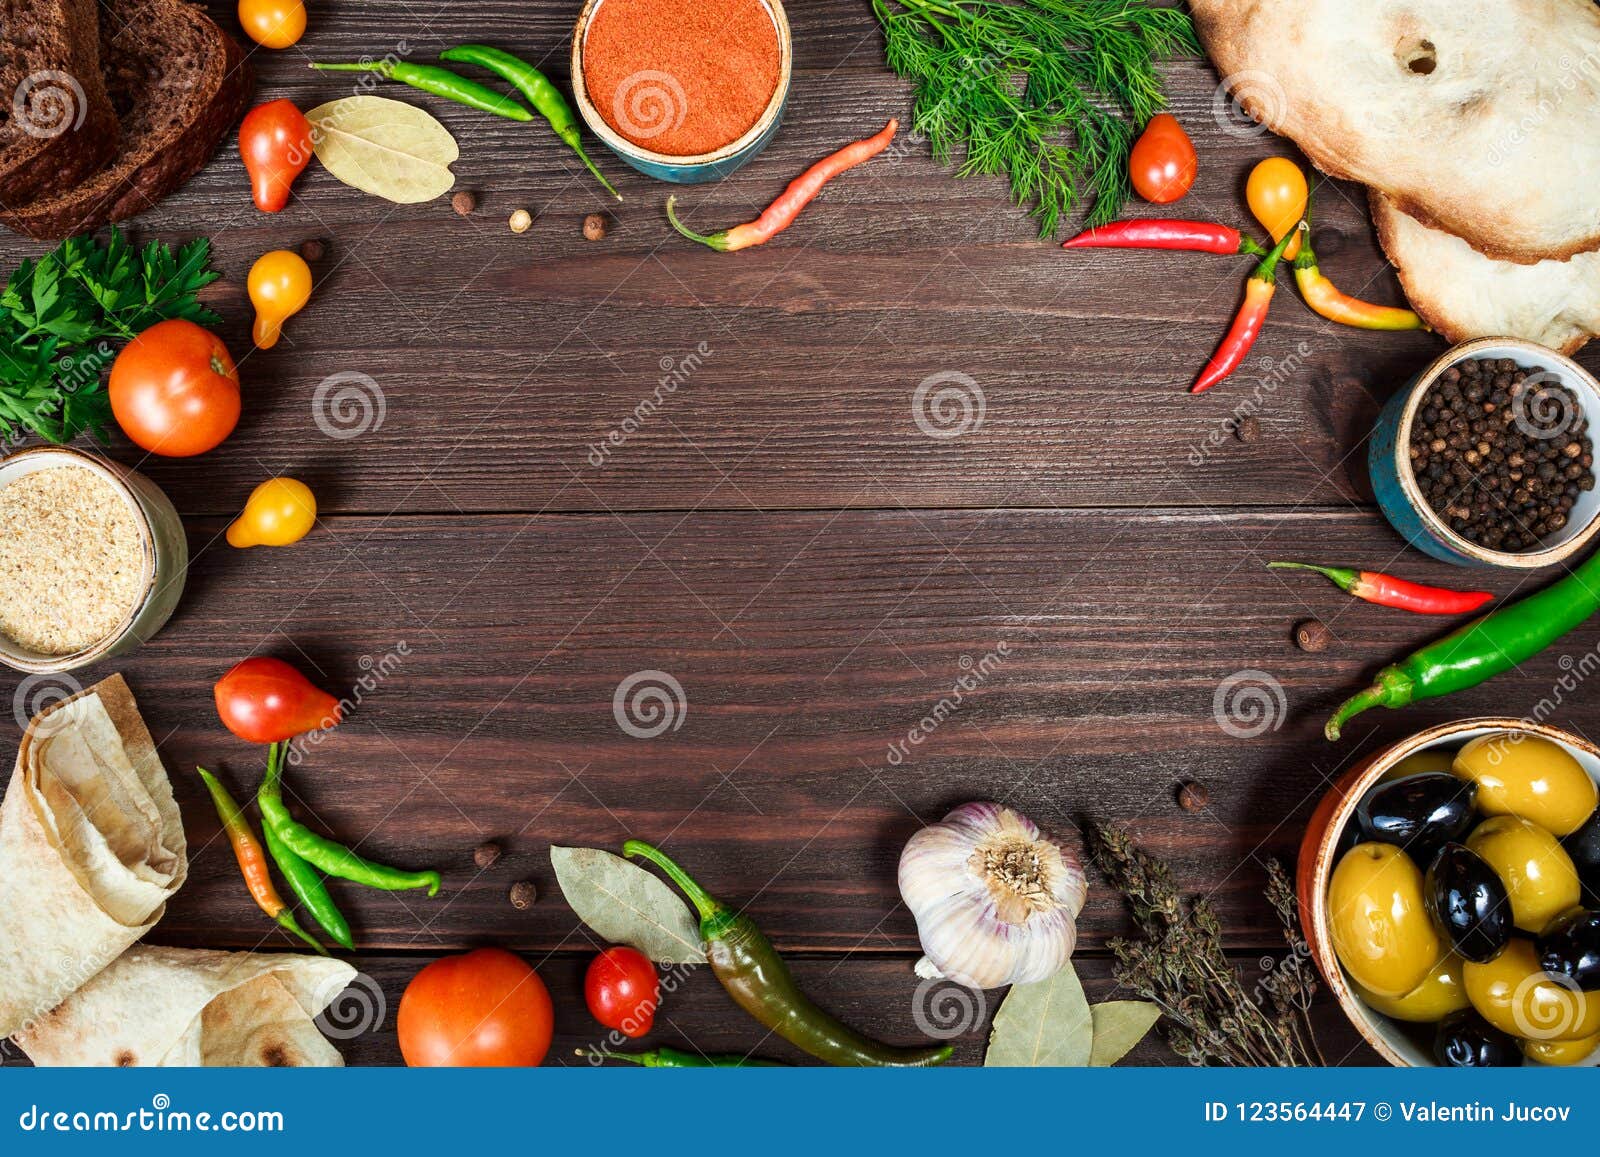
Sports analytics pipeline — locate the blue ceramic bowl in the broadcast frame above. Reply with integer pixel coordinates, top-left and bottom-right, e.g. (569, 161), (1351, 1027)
(569, 0), (792, 184)
(1370, 337), (1600, 569)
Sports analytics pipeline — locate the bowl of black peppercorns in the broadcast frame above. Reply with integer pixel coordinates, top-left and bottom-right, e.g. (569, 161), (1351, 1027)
(1370, 338), (1600, 568)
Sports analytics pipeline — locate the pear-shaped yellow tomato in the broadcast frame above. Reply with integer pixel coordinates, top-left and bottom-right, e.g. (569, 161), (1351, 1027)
(1466, 815), (1581, 933)
(1355, 954), (1470, 1022)
(1521, 1032), (1600, 1066)
(1246, 156), (1306, 260)
(1328, 842), (1442, 997)
(227, 477), (317, 548)
(248, 249), (313, 349)
(1465, 938), (1600, 1041)
(1453, 732), (1598, 837)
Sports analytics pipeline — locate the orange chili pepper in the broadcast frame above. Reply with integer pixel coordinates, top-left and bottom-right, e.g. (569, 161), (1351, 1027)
(1292, 221), (1426, 331)
(1190, 227), (1295, 395)
(666, 120), (898, 252)
(197, 767), (327, 954)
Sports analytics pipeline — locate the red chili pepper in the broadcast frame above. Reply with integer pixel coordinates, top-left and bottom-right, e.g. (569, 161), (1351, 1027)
(1189, 227), (1296, 395)
(1269, 561), (1494, 615)
(1062, 219), (1267, 256)
(666, 120), (897, 252)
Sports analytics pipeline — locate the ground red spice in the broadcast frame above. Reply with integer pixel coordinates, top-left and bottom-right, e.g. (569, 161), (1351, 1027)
(582, 0), (781, 157)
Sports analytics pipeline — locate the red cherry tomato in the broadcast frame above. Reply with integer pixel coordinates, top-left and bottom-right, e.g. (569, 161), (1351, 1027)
(108, 319), (240, 457)
(214, 656), (342, 744)
(1129, 113), (1197, 204)
(399, 948), (554, 1067)
(584, 946), (659, 1038)
(239, 99), (313, 212)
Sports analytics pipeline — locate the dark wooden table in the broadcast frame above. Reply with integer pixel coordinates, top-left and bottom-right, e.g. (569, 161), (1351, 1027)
(7, 0), (1599, 1068)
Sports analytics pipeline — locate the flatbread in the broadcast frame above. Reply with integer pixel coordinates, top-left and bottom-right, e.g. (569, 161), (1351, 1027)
(1191, 0), (1600, 263)
(0, 674), (185, 1039)
(1372, 193), (1600, 355)
(14, 945), (354, 1066)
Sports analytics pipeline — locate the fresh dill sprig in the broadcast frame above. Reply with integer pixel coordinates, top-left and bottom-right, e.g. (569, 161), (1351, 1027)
(872, 0), (1200, 235)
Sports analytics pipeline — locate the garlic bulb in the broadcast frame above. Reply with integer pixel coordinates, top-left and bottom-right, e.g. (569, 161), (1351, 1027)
(899, 801), (1086, 989)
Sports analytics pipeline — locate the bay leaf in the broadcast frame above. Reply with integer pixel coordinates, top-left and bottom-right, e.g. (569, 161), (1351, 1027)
(1088, 1000), (1162, 1066)
(305, 96), (458, 204)
(549, 845), (706, 964)
(982, 964), (1092, 1067)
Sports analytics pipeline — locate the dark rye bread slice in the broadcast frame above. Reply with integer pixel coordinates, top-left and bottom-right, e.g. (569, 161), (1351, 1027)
(1, 0), (253, 240)
(0, 0), (119, 207)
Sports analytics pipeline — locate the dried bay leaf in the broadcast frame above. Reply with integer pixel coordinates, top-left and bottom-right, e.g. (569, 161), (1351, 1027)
(983, 964), (1092, 1067)
(1088, 1000), (1162, 1066)
(305, 96), (458, 203)
(549, 845), (706, 964)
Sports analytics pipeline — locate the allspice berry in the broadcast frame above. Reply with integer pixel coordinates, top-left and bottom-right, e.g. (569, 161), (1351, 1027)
(582, 213), (607, 241)
(509, 880), (537, 910)
(298, 238), (326, 262)
(452, 190), (477, 216)
(473, 841), (502, 870)
(1234, 416), (1261, 443)
(1178, 781), (1210, 812)
(508, 208), (533, 233)
(1294, 618), (1333, 652)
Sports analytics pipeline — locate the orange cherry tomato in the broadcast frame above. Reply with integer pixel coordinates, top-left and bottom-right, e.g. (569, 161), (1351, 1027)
(1246, 156), (1308, 260)
(248, 250), (313, 349)
(240, 99), (313, 212)
(398, 948), (554, 1067)
(238, 0), (306, 49)
(109, 319), (240, 457)
(1129, 114), (1197, 204)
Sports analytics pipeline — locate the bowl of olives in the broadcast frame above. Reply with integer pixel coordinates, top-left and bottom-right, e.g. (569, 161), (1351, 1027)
(1299, 718), (1600, 1066)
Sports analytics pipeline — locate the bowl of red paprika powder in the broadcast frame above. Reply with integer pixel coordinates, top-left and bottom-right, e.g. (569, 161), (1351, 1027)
(570, 0), (792, 183)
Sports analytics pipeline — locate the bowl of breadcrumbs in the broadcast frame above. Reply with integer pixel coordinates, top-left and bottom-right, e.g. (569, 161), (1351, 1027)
(0, 447), (188, 673)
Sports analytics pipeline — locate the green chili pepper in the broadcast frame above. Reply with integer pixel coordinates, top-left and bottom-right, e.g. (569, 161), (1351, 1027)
(576, 1047), (786, 1068)
(1326, 548), (1600, 740)
(256, 745), (355, 950)
(624, 840), (953, 1067)
(311, 60), (534, 122)
(440, 44), (622, 201)
(258, 742), (443, 897)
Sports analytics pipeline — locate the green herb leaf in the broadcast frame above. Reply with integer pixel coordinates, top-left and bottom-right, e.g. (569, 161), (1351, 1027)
(1088, 999), (1162, 1066)
(550, 845), (707, 964)
(983, 964), (1093, 1066)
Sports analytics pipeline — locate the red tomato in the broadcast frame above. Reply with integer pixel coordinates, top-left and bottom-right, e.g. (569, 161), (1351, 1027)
(239, 99), (313, 212)
(398, 948), (554, 1067)
(214, 656), (341, 744)
(1129, 113), (1197, 204)
(584, 946), (659, 1038)
(109, 319), (240, 457)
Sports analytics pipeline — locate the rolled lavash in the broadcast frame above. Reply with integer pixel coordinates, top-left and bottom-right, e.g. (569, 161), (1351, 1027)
(0, 674), (186, 1039)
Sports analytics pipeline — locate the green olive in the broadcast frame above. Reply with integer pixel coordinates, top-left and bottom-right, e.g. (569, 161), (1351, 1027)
(1464, 938), (1600, 1041)
(1467, 815), (1582, 933)
(1385, 748), (1456, 781)
(1453, 732), (1598, 837)
(1521, 1031), (1600, 1066)
(1355, 954), (1470, 1022)
(1328, 842), (1442, 998)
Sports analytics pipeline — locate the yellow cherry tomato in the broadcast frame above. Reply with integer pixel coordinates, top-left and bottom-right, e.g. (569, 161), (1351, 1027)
(248, 250), (313, 349)
(1521, 1032), (1600, 1066)
(1464, 938), (1600, 1041)
(1453, 732), (1599, 837)
(1327, 842), (1442, 998)
(227, 477), (317, 548)
(1466, 815), (1581, 933)
(238, 0), (306, 49)
(1246, 157), (1307, 260)
(1355, 954), (1470, 1023)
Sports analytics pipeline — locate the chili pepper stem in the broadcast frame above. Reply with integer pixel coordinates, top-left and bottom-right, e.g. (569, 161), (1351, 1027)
(664, 196), (730, 252)
(622, 839), (722, 920)
(1268, 560), (1359, 593)
(575, 149), (621, 201)
(276, 911), (330, 955)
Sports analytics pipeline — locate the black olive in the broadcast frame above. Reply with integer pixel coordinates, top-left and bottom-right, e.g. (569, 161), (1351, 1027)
(1358, 773), (1478, 864)
(1537, 909), (1600, 991)
(1562, 808), (1600, 904)
(1433, 1009), (1519, 1067)
(1424, 843), (1513, 963)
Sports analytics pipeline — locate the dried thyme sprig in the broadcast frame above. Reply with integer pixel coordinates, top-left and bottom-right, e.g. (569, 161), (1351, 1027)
(1088, 822), (1323, 1067)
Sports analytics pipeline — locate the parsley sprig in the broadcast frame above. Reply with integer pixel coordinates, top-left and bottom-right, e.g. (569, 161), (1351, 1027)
(0, 228), (222, 444)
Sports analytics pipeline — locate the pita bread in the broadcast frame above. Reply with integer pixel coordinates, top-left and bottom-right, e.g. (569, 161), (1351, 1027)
(14, 945), (354, 1066)
(1191, 0), (1600, 263)
(0, 674), (185, 1039)
(1372, 193), (1600, 355)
